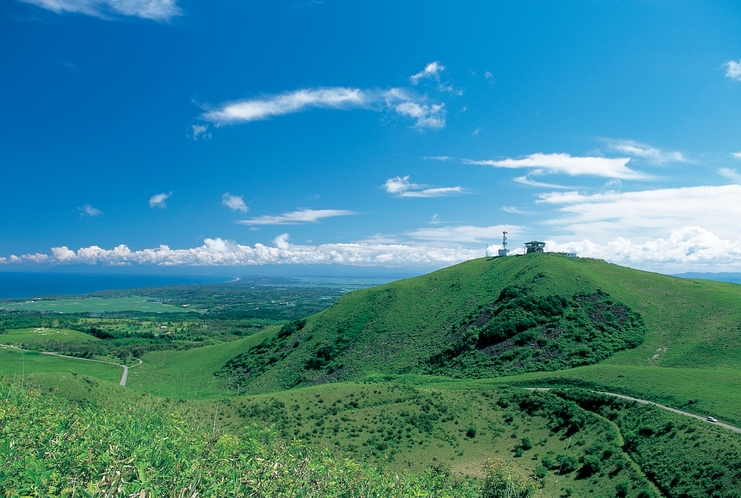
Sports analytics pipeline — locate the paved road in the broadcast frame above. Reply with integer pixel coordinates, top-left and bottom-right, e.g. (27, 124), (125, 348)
(525, 387), (741, 434)
(1, 344), (139, 387)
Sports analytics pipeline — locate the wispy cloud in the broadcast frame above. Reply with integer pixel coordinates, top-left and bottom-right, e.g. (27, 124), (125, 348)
(191, 124), (211, 140)
(718, 168), (741, 183)
(149, 192), (171, 208)
(221, 193), (248, 212)
(602, 138), (687, 164)
(236, 208), (354, 225)
(466, 153), (648, 179)
(17, 0), (181, 21)
(201, 87), (446, 129)
(423, 156), (451, 162)
(725, 59), (741, 81)
(78, 203), (102, 217)
(513, 174), (571, 189)
(405, 224), (519, 244)
(410, 61), (445, 85)
(383, 175), (465, 198)
(731, 152), (741, 159)
(539, 184), (741, 243)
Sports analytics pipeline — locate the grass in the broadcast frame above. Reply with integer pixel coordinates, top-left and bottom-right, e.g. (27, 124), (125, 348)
(0, 347), (123, 384)
(421, 365), (741, 428)
(0, 327), (98, 345)
(210, 381), (659, 496)
(124, 326), (281, 399)
(2, 296), (195, 313)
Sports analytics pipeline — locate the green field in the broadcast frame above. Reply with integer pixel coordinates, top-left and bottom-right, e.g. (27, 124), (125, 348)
(0, 347), (123, 384)
(0, 327), (98, 345)
(2, 296), (195, 313)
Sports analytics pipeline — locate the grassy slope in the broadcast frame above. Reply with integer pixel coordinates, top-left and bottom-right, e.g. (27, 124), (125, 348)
(0, 346), (122, 384)
(223, 254), (741, 393)
(125, 326), (280, 399)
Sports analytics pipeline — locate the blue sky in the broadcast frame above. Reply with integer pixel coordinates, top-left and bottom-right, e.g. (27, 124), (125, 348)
(2, 0), (741, 273)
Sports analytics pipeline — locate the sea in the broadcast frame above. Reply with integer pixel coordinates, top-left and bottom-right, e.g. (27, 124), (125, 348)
(0, 272), (234, 300)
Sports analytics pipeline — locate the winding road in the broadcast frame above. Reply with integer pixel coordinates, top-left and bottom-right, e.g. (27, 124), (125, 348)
(39, 352), (142, 386)
(525, 387), (741, 434)
(1, 344), (139, 386)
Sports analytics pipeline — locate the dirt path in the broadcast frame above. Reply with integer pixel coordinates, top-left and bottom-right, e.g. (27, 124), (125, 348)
(525, 387), (741, 434)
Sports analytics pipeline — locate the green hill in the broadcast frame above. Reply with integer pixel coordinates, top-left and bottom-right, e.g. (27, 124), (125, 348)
(215, 254), (741, 394)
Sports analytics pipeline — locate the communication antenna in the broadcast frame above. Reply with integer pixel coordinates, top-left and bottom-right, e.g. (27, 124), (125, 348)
(498, 231), (509, 257)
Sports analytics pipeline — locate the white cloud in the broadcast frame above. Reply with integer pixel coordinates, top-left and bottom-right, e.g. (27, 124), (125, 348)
(393, 101), (446, 129)
(539, 184), (741, 243)
(5, 238), (483, 267)
(732, 152), (741, 159)
(430, 214), (441, 224)
(237, 208), (354, 225)
(484, 71), (494, 79)
(202, 87), (446, 129)
(725, 59), (741, 81)
(149, 191), (171, 208)
(423, 156), (451, 162)
(513, 174), (571, 189)
(221, 193), (248, 212)
(718, 168), (741, 183)
(410, 61), (445, 85)
(467, 153), (648, 180)
(602, 139), (687, 164)
(78, 203), (102, 217)
(405, 224), (520, 244)
(383, 175), (465, 198)
(502, 206), (528, 214)
(18, 0), (181, 21)
(191, 124), (211, 140)
(545, 227), (741, 272)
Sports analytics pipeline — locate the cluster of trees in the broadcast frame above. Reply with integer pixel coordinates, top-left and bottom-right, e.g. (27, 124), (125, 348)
(428, 286), (646, 377)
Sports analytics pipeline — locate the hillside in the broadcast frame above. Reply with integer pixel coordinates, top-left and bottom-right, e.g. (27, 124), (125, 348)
(216, 254), (741, 393)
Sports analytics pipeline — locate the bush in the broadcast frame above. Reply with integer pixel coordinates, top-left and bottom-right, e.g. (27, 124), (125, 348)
(482, 458), (540, 498)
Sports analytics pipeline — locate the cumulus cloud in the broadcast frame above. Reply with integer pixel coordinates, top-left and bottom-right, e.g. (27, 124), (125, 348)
(546, 227), (741, 272)
(383, 175), (465, 198)
(149, 192), (171, 208)
(410, 61), (445, 85)
(602, 139), (687, 164)
(732, 152), (741, 159)
(78, 203), (102, 217)
(221, 193), (248, 212)
(17, 0), (181, 21)
(539, 184), (741, 243)
(725, 59), (741, 81)
(393, 101), (446, 129)
(3, 238), (484, 267)
(237, 208), (354, 225)
(466, 153), (647, 180)
(405, 224), (520, 244)
(201, 87), (446, 129)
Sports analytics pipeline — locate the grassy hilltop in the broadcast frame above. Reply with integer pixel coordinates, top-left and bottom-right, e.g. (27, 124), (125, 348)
(215, 254), (741, 393)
